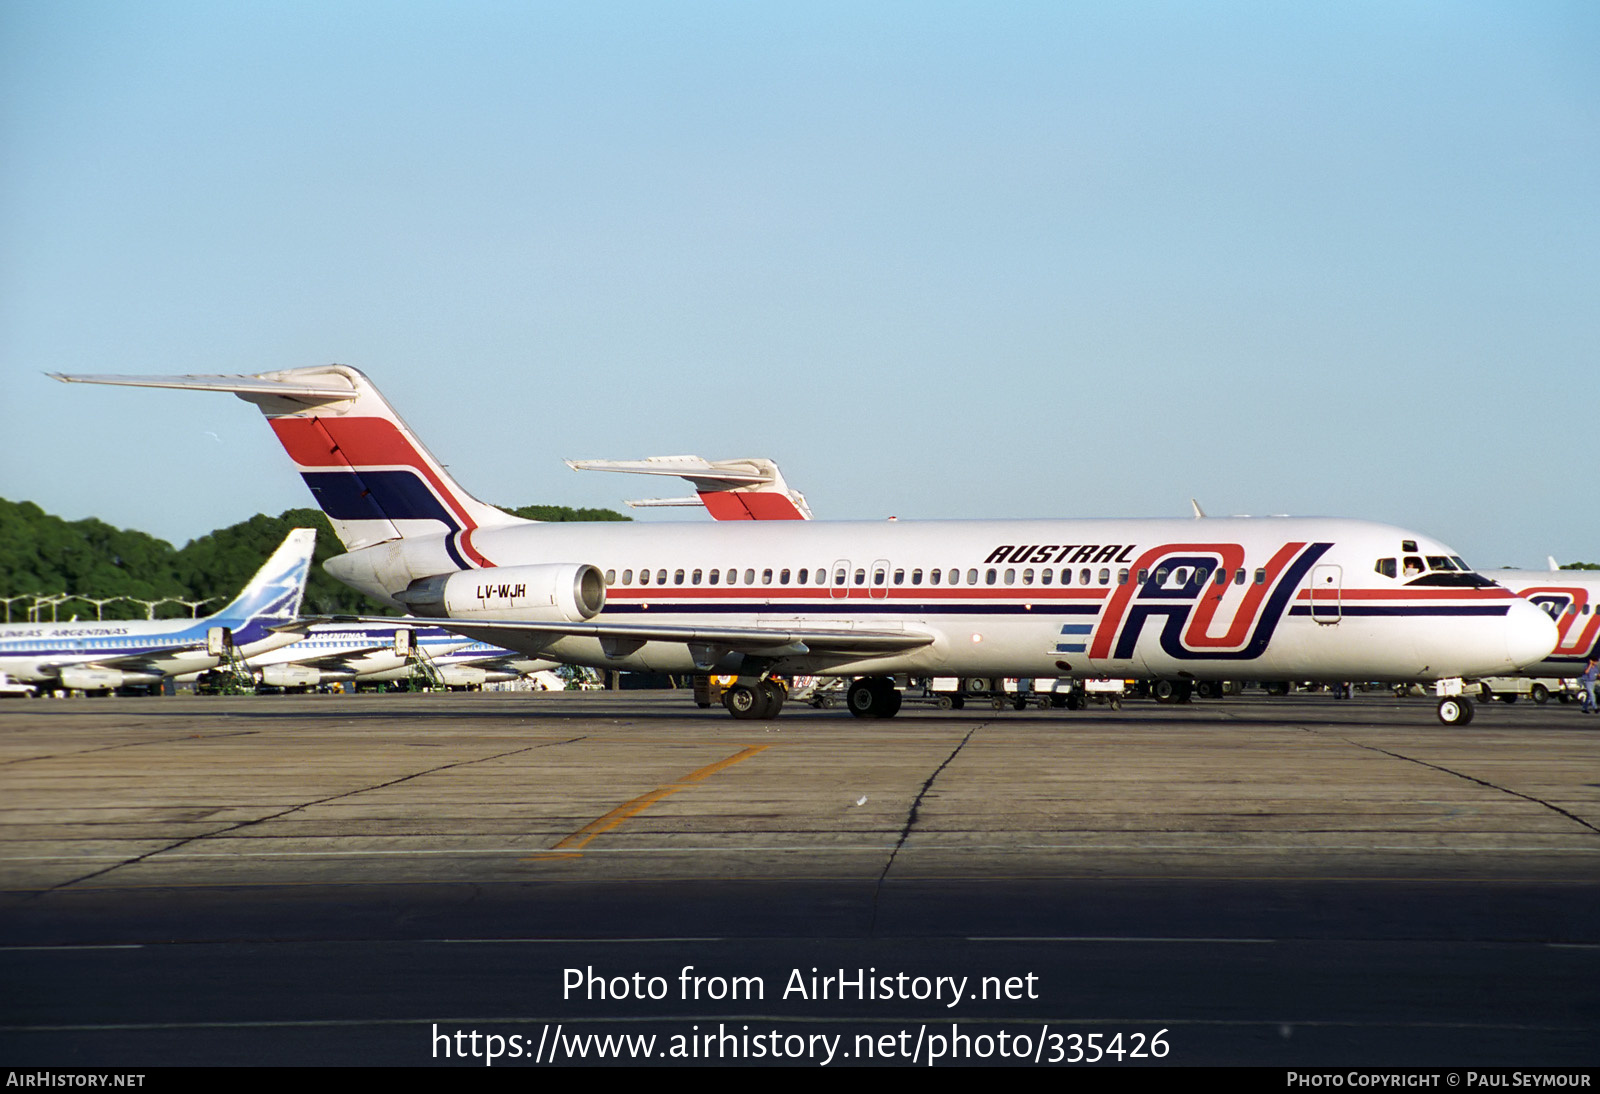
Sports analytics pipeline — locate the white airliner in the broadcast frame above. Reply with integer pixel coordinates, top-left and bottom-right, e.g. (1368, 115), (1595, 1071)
(52, 366), (1557, 724)
(0, 529), (315, 693)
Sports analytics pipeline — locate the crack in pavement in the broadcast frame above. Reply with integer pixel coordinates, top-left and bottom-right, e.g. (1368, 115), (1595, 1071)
(33, 735), (589, 895)
(1326, 733), (1600, 837)
(0, 730), (260, 768)
(869, 724), (982, 935)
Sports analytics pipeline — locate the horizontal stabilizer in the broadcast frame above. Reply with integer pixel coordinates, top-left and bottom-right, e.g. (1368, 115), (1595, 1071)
(51, 372), (356, 404)
(567, 454), (812, 520)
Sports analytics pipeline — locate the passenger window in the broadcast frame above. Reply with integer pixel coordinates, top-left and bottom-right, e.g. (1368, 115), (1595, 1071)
(1098, 568), (1109, 585)
(948, 570), (960, 586)
(834, 568), (847, 585)
(986, 568), (999, 585)
(657, 569), (668, 585)
(605, 570), (616, 585)
(1022, 568), (1034, 585)
(855, 569), (866, 585)
(1041, 569), (1052, 585)
(1155, 568), (1168, 585)
(744, 569), (755, 585)
(815, 568), (826, 585)
(1138, 569), (1148, 584)
(1234, 569), (1246, 586)
(673, 570), (683, 585)
(780, 569), (790, 584)
(1079, 568), (1091, 585)
(912, 569), (923, 585)
(1213, 568), (1226, 586)
(1119, 568), (1130, 585)
(931, 569), (942, 585)
(762, 569), (773, 585)
(797, 568), (807, 584)
(639, 569), (650, 585)
(1254, 568), (1266, 585)
(968, 569), (979, 585)
(622, 569), (633, 585)
(873, 568), (885, 585)
(692, 569), (702, 585)
(1003, 569), (1014, 585)
(1195, 567), (1209, 586)
(893, 569), (904, 585)
(709, 569), (720, 585)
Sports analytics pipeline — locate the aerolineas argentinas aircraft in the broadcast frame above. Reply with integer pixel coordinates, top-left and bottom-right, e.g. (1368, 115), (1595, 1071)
(52, 366), (1557, 724)
(0, 528), (314, 693)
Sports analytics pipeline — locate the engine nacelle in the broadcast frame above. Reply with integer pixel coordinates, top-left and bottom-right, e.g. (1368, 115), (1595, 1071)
(396, 563), (606, 623)
(59, 666), (135, 690)
(260, 664), (325, 688)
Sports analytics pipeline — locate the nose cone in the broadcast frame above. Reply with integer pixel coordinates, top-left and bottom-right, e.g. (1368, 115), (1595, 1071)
(1504, 598), (1559, 671)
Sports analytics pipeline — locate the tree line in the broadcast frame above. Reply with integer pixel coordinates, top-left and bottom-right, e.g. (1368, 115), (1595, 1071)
(0, 498), (627, 621)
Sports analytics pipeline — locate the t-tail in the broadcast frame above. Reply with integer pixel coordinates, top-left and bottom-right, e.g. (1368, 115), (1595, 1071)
(51, 366), (529, 574)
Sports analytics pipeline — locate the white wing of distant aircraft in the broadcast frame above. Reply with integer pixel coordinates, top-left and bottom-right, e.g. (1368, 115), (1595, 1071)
(566, 455), (812, 520)
(0, 528), (315, 693)
(244, 622), (476, 689)
(52, 366), (1557, 724)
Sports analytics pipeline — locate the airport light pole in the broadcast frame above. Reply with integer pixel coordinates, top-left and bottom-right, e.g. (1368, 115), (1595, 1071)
(28, 594), (70, 623)
(175, 597), (219, 618)
(74, 596), (126, 621)
(124, 597), (181, 620)
(0, 595), (30, 623)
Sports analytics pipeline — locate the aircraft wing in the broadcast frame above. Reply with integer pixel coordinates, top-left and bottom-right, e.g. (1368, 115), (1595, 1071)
(306, 615), (933, 659)
(55, 620), (314, 678)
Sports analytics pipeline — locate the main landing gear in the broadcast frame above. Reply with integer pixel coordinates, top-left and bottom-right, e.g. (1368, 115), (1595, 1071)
(723, 679), (787, 720)
(847, 676), (902, 719)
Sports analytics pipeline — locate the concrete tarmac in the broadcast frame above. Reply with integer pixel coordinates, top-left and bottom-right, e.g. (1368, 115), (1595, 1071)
(1, 689), (1597, 1067)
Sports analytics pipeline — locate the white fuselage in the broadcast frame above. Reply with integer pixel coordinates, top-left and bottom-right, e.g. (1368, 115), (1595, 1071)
(330, 516), (1556, 684)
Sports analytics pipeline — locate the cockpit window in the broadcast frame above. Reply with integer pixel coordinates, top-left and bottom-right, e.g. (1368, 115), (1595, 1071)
(1395, 552), (1493, 587)
(1375, 558), (1397, 579)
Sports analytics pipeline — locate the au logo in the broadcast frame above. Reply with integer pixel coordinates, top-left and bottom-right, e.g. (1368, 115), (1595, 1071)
(1087, 542), (1331, 661)
(1525, 589), (1600, 660)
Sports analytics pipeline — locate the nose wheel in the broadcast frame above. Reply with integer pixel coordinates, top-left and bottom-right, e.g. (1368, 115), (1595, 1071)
(1436, 696), (1476, 725)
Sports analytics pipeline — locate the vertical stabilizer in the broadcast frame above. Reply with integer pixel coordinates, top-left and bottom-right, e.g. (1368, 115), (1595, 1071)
(52, 366), (529, 562)
(206, 527), (316, 627)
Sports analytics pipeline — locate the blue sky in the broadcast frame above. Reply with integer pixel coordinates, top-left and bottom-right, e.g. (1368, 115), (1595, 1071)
(3, 1), (1596, 567)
